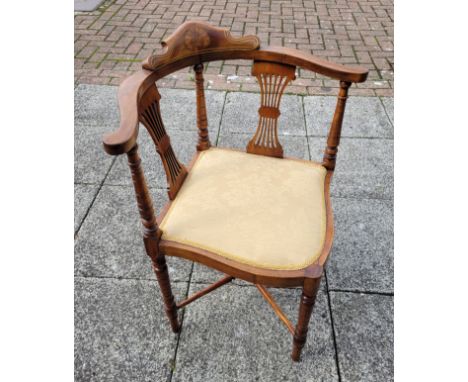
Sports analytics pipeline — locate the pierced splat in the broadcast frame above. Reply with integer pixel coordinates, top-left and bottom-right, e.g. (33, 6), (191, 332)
(138, 85), (188, 200)
(247, 61), (296, 158)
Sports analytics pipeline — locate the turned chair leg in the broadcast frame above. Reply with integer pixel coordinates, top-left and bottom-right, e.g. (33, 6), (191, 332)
(291, 277), (321, 361)
(127, 145), (181, 334)
(151, 254), (181, 333)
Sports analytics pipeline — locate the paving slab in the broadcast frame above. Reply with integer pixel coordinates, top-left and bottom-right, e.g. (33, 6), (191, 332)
(330, 292), (393, 382)
(381, 97), (394, 126)
(304, 96), (393, 138)
(309, 137), (393, 200)
(75, 84), (120, 128)
(172, 284), (338, 382)
(158, 88), (225, 133)
(220, 92), (306, 136)
(74, 185), (192, 281)
(75, 85), (225, 133)
(74, 85), (119, 183)
(327, 198), (393, 293)
(74, 184), (99, 233)
(75, 123), (115, 184)
(75, 277), (187, 382)
(105, 129), (199, 187)
(74, 0), (105, 12)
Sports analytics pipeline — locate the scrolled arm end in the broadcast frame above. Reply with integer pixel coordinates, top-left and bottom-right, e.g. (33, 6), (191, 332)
(101, 69), (157, 156)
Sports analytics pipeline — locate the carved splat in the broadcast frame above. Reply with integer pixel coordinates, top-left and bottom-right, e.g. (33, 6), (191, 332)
(138, 85), (188, 200)
(247, 61), (296, 158)
(142, 21), (260, 71)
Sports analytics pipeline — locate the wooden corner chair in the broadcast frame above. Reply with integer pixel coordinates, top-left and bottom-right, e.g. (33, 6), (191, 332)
(102, 21), (368, 362)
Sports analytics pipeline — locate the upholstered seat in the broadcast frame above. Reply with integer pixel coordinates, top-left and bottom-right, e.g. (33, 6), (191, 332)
(160, 148), (328, 270)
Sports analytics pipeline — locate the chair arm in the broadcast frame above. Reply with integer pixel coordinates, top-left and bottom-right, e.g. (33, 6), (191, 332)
(102, 69), (158, 155)
(256, 46), (369, 83)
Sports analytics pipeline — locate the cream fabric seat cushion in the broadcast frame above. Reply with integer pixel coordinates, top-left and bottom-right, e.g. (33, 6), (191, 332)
(160, 148), (327, 270)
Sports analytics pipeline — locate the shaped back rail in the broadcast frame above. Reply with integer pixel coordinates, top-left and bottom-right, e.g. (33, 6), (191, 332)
(103, 21), (368, 159)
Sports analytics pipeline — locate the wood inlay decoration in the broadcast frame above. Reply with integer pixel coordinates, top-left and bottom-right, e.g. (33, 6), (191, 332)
(142, 21), (260, 71)
(138, 85), (188, 200)
(247, 61), (296, 158)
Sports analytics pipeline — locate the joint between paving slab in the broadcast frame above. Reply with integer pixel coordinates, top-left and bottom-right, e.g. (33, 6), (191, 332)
(75, 156), (117, 238)
(301, 92), (313, 161)
(332, 194), (393, 202)
(168, 260), (195, 381)
(214, 91), (228, 145)
(378, 96), (394, 127)
(324, 270), (343, 382)
(74, 274), (191, 285)
(307, 134), (394, 140)
(329, 288), (394, 297)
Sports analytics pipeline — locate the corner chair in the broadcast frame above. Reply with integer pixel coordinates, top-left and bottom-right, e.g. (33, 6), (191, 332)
(102, 20), (368, 361)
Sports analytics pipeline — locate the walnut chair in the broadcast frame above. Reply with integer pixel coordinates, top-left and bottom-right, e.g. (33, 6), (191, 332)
(102, 21), (368, 362)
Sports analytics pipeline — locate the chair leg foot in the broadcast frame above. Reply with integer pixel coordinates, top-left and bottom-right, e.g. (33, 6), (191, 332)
(291, 277), (321, 362)
(152, 256), (181, 333)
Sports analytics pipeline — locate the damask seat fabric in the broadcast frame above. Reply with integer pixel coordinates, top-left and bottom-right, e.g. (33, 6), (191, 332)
(159, 148), (327, 270)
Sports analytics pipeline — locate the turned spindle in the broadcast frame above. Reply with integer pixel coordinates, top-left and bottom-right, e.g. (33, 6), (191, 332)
(194, 63), (211, 151)
(322, 81), (351, 171)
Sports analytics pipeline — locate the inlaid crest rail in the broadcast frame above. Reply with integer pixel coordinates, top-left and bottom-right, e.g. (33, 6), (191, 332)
(142, 21), (260, 71)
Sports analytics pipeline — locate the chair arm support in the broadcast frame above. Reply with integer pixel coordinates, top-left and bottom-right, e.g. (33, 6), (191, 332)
(102, 69), (158, 155)
(256, 46), (369, 83)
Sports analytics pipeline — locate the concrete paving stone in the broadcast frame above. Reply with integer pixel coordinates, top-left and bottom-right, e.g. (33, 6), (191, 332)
(75, 184), (99, 233)
(75, 84), (225, 132)
(172, 284), (338, 382)
(330, 292), (393, 382)
(75, 123), (115, 184)
(304, 96), (393, 138)
(75, 277), (187, 382)
(74, 185), (192, 281)
(75, 84), (120, 128)
(220, 92), (306, 136)
(105, 129), (198, 187)
(309, 137), (393, 200)
(74, 85), (120, 183)
(158, 88), (226, 133)
(74, 0), (105, 12)
(381, 97), (394, 125)
(327, 198), (393, 293)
